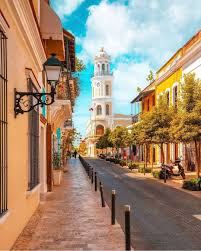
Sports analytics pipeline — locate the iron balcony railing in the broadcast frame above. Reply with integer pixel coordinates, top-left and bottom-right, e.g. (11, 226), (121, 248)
(94, 71), (113, 77)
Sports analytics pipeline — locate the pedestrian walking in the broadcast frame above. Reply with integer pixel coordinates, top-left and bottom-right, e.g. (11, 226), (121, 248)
(74, 150), (77, 159)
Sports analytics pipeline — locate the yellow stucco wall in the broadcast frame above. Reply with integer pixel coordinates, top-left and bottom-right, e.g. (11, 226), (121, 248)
(156, 68), (182, 97)
(0, 2), (41, 249)
(154, 68), (182, 164)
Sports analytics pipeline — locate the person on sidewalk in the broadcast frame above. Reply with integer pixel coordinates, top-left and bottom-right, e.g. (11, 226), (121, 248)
(74, 150), (77, 159)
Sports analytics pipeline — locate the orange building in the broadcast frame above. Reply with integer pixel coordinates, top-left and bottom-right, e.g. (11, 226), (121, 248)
(131, 81), (156, 165)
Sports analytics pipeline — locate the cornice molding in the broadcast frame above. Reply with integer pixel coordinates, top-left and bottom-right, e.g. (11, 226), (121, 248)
(156, 40), (201, 86)
(0, 10), (10, 33)
(5, 0), (46, 72)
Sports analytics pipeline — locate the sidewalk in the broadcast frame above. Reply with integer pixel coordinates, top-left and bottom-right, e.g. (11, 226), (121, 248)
(119, 165), (201, 199)
(12, 159), (125, 250)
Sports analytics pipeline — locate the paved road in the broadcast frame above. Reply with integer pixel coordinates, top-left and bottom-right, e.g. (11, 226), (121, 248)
(86, 158), (201, 250)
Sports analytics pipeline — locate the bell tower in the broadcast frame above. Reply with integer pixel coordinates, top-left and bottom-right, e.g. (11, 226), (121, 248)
(90, 47), (113, 136)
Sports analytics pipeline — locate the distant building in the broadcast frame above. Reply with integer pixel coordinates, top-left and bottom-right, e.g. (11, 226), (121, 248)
(86, 48), (131, 157)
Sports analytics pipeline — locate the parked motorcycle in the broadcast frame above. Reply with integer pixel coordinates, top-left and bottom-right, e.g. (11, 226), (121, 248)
(159, 157), (185, 180)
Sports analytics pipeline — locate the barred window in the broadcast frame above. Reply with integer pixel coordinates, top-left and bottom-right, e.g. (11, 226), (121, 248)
(0, 29), (8, 215)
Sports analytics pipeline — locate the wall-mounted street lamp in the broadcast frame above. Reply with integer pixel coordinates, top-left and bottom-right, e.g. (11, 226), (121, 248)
(14, 53), (63, 117)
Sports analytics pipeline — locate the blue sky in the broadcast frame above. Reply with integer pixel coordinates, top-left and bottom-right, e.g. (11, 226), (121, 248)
(50, 0), (201, 137)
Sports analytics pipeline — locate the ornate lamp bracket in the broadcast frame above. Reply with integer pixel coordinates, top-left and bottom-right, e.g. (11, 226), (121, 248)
(14, 88), (55, 117)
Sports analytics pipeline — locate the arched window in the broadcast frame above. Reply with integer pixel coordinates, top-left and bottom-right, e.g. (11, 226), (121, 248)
(102, 64), (105, 72)
(97, 105), (102, 115)
(166, 91), (170, 105)
(105, 85), (109, 96)
(106, 104), (110, 115)
(97, 64), (100, 75)
(173, 85), (178, 108)
(96, 125), (104, 136)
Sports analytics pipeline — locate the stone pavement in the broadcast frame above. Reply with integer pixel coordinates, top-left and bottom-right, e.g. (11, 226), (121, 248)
(12, 159), (125, 250)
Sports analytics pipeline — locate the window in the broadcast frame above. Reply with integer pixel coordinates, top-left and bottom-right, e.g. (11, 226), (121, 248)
(152, 95), (155, 106)
(105, 84), (109, 96)
(0, 29), (8, 215)
(142, 101), (144, 111)
(106, 104), (110, 115)
(166, 91), (170, 105)
(97, 105), (102, 115)
(173, 85), (178, 108)
(107, 64), (109, 73)
(42, 88), (46, 117)
(152, 146), (156, 163)
(28, 80), (39, 190)
(102, 64), (105, 72)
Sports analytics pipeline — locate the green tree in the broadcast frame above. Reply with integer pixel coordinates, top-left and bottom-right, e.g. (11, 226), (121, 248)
(136, 96), (174, 164)
(137, 86), (142, 93)
(146, 70), (155, 83)
(109, 126), (131, 155)
(171, 73), (201, 176)
(72, 57), (86, 101)
(75, 57), (86, 72)
(96, 128), (113, 153)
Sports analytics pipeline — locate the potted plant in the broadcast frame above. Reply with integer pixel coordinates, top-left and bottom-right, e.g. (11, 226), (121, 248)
(52, 152), (62, 185)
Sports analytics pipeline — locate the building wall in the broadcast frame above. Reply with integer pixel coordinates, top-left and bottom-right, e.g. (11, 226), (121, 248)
(155, 68), (182, 164)
(142, 92), (155, 113)
(0, 1), (45, 249)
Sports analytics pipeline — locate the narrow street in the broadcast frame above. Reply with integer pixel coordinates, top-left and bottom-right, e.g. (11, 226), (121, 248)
(12, 159), (125, 250)
(87, 158), (201, 250)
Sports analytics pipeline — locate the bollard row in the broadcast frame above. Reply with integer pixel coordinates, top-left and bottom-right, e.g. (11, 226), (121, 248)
(79, 155), (131, 251)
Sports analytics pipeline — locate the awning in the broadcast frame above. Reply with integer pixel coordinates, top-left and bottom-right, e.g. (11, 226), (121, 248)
(40, 0), (65, 61)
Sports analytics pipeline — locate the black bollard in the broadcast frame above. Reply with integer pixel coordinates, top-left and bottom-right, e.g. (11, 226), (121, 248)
(164, 167), (167, 183)
(99, 182), (105, 207)
(125, 205), (131, 251)
(111, 190), (116, 225)
(95, 172), (97, 191)
(91, 168), (94, 184)
(88, 166), (91, 178)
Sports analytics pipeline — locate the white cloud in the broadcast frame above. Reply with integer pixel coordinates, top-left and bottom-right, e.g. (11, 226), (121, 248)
(112, 61), (151, 111)
(79, 0), (201, 114)
(51, 0), (85, 18)
(82, 1), (135, 59)
(80, 0), (201, 66)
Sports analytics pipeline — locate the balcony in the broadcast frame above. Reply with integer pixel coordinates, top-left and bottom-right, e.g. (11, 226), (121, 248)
(94, 71), (113, 77)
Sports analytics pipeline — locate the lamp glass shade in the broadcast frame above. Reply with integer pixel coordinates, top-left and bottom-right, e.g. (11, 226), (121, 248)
(43, 54), (63, 85)
(44, 65), (61, 83)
